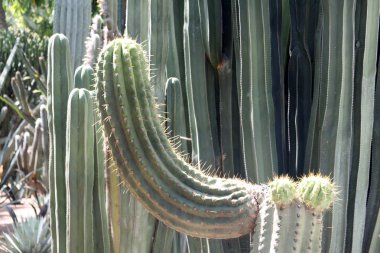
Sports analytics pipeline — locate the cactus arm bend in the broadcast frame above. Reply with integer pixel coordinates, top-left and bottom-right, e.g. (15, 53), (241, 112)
(96, 38), (263, 239)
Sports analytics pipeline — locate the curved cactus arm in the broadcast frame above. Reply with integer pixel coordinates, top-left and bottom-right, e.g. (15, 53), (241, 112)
(96, 38), (263, 239)
(95, 38), (336, 244)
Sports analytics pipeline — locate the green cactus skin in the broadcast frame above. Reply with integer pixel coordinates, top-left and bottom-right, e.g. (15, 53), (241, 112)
(96, 38), (263, 239)
(40, 105), (49, 186)
(232, 0), (277, 183)
(94, 111), (111, 253)
(352, 0), (380, 252)
(65, 88), (95, 253)
(165, 77), (190, 156)
(47, 33), (73, 253)
(53, 0), (92, 69)
(253, 195), (275, 253)
(251, 175), (333, 253)
(298, 175), (335, 212)
(74, 65), (94, 89)
(269, 176), (297, 207)
(184, 0), (218, 169)
(309, 213), (323, 253)
(151, 77), (190, 253)
(124, 0), (150, 44)
(149, 0), (170, 108)
(198, 0), (222, 68)
(29, 118), (42, 173)
(104, 151), (156, 253)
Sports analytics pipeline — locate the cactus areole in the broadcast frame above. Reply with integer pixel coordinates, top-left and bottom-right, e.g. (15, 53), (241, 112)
(95, 38), (333, 239)
(95, 38), (262, 238)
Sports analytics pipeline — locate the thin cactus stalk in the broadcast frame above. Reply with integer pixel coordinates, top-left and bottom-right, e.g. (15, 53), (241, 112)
(39, 104), (49, 185)
(95, 38), (334, 244)
(93, 106), (111, 253)
(65, 88), (95, 253)
(47, 33), (73, 253)
(28, 118), (42, 173)
(165, 77), (190, 156)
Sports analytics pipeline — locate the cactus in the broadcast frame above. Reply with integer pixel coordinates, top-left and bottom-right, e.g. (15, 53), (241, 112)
(94, 37), (335, 245)
(250, 176), (334, 253)
(65, 88), (95, 253)
(47, 33), (73, 253)
(39, 105), (49, 185)
(53, 0), (92, 70)
(96, 38), (260, 238)
(41, 0), (380, 251)
(74, 65), (94, 90)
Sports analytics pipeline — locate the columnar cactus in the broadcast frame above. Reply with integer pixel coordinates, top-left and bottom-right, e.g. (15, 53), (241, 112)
(65, 88), (95, 253)
(47, 33), (73, 253)
(95, 37), (335, 245)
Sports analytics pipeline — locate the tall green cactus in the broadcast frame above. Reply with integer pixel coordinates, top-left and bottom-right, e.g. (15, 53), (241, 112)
(65, 88), (95, 253)
(47, 33), (73, 253)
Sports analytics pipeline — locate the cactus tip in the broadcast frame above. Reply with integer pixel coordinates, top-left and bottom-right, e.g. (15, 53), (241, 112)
(269, 176), (297, 206)
(297, 174), (335, 212)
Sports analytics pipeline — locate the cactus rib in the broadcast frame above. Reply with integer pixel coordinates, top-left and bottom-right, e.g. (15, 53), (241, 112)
(96, 38), (263, 239)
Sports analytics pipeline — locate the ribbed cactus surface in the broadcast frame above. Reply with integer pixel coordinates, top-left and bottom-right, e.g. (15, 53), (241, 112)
(95, 38), (335, 244)
(47, 33), (73, 253)
(95, 38), (263, 238)
(65, 88), (95, 253)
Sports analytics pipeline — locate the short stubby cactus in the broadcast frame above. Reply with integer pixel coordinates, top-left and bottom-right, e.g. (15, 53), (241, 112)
(298, 174), (335, 212)
(269, 176), (297, 206)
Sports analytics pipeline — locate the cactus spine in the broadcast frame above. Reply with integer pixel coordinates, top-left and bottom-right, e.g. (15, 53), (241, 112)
(47, 33), (73, 253)
(65, 88), (95, 253)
